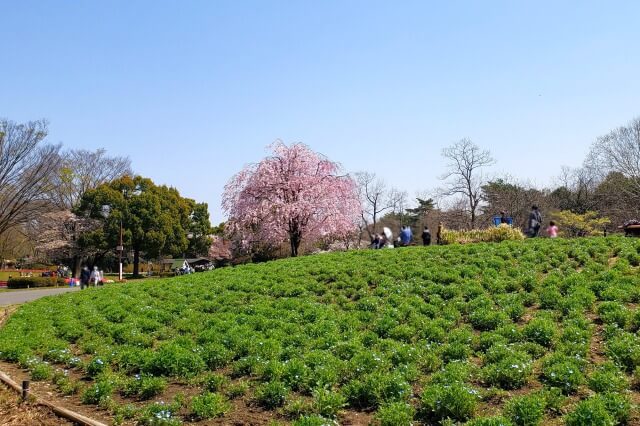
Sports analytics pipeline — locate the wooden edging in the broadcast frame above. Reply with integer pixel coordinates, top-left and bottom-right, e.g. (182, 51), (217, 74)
(0, 368), (108, 426)
(0, 307), (107, 426)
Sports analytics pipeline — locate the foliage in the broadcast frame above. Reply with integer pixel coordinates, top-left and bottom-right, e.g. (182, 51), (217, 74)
(551, 210), (610, 237)
(223, 141), (360, 257)
(419, 382), (479, 422)
(7, 276), (66, 288)
(375, 401), (415, 426)
(77, 175), (211, 275)
(441, 224), (525, 245)
(189, 392), (230, 420)
(1, 237), (640, 424)
(504, 393), (545, 426)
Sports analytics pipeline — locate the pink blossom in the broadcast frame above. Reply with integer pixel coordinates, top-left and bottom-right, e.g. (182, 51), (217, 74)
(222, 141), (361, 256)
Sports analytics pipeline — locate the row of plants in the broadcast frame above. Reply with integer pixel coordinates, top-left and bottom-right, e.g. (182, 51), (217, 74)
(0, 237), (639, 424)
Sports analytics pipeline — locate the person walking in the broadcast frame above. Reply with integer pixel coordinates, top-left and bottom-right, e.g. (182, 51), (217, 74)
(547, 220), (558, 238)
(80, 266), (90, 290)
(528, 205), (543, 237)
(421, 226), (431, 246)
(89, 266), (102, 287)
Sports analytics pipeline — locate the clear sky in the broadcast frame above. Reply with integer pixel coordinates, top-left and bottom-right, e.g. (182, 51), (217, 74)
(2, 1), (639, 223)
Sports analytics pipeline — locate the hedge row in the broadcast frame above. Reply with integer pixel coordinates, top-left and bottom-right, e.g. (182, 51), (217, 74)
(7, 277), (66, 289)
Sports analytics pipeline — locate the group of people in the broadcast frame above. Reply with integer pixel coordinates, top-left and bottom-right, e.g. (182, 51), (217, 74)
(79, 266), (103, 289)
(371, 225), (432, 249)
(527, 205), (558, 238)
(369, 205), (558, 250)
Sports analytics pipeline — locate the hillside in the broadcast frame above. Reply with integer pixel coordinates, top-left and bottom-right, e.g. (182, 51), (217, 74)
(1, 237), (639, 425)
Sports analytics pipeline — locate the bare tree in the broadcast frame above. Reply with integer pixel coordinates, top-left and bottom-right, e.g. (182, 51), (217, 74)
(0, 119), (60, 240)
(356, 172), (402, 239)
(587, 116), (640, 201)
(440, 138), (494, 228)
(48, 148), (132, 210)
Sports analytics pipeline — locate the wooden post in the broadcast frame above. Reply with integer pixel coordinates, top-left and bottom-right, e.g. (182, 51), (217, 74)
(22, 380), (30, 399)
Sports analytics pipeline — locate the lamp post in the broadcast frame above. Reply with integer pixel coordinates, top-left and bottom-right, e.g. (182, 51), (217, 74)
(116, 219), (123, 281)
(102, 204), (124, 281)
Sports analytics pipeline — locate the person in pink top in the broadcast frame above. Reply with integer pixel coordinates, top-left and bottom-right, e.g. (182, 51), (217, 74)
(547, 220), (559, 238)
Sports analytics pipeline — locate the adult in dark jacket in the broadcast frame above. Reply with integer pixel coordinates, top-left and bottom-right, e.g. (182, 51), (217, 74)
(79, 266), (91, 290)
(528, 205), (543, 237)
(421, 226), (431, 246)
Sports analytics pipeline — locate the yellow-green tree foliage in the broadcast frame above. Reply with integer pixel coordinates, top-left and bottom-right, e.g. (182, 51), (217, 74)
(552, 210), (610, 237)
(441, 224), (525, 245)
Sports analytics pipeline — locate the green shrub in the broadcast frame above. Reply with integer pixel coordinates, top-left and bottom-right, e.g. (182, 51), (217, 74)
(605, 332), (640, 371)
(375, 401), (415, 426)
(419, 382), (478, 422)
(7, 276), (66, 289)
(122, 374), (167, 400)
(292, 415), (338, 426)
(190, 392), (230, 420)
(199, 372), (228, 393)
(81, 380), (114, 405)
(599, 392), (631, 424)
(86, 357), (107, 377)
(597, 302), (630, 328)
(144, 343), (205, 377)
(30, 362), (53, 381)
(483, 355), (532, 390)
(565, 397), (614, 426)
(343, 372), (411, 409)
(312, 388), (345, 419)
(137, 401), (182, 426)
(588, 362), (628, 393)
(283, 397), (313, 419)
(541, 356), (584, 394)
(522, 318), (557, 347)
(504, 393), (545, 426)
(465, 416), (513, 426)
(255, 381), (289, 409)
(470, 308), (509, 331)
(225, 381), (249, 399)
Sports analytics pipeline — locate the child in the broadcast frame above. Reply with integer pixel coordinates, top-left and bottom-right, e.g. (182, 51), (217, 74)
(547, 221), (558, 238)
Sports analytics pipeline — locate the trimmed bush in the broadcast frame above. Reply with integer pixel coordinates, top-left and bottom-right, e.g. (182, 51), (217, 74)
(7, 276), (66, 289)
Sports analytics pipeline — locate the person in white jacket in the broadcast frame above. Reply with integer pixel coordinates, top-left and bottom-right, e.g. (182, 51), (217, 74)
(89, 266), (102, 287)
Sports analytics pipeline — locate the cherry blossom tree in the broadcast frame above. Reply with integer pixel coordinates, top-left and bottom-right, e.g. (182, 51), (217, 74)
(222, 141), (361, 257)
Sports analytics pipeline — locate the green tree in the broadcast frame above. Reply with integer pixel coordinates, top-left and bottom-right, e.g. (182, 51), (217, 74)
(186, 201), (213, 258)
(77, 175), (211, 276)
(405, 197), (435, 227)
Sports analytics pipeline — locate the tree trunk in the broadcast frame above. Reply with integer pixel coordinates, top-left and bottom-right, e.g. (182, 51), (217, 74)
(133, 249), (140, 277)
(289, 232), (301, 257)
(73, 255), (81, 279)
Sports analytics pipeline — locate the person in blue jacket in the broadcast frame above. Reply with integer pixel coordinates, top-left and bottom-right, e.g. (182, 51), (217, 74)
(399, 225), (412, 246)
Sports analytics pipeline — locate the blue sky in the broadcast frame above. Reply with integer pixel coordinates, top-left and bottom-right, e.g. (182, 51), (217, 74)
(2, 1), (639, 223)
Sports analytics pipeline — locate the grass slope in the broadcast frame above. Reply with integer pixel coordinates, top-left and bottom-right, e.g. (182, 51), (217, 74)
(1, 237), (640, 425)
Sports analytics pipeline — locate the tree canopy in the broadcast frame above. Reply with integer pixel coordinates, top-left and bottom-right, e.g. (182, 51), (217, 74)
(223, 141), (361, 257)
(77, 175), (212, 275)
